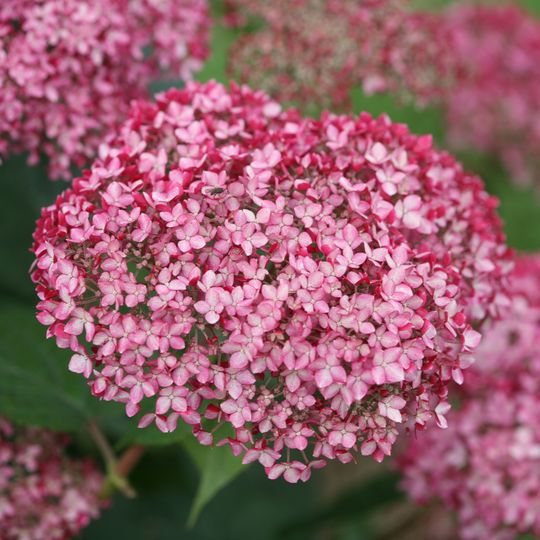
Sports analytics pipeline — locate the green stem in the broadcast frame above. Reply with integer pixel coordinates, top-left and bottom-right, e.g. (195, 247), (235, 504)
(88, 421), (145, 499)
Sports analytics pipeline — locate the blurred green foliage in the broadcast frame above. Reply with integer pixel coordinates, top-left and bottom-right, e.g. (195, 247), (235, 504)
(0, 155), (63, 303)
(0, 302), (101, 430)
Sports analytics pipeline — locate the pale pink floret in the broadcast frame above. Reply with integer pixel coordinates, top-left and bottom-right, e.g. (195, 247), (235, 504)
(32, 81), (511, 482)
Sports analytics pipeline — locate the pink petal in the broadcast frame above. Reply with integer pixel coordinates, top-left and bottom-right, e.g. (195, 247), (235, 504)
(267, 464), (286, 480)
(315, 369), (332, 389)
(205, 311), (220, 324)
(68, 354), (91, 378)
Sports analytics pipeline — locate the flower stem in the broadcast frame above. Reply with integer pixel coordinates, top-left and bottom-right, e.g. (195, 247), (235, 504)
(117, 444), (145, 478)
(87, 421), (144, 499)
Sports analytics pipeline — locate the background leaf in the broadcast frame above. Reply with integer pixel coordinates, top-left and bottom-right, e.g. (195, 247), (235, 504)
(279, 472), (403, 538)
(0, 155), (63, 304)
(81, 446), (321, 540)
(0, 302), (93, 430)
(0, 301), (126, 431)
(183, 438), (247, 527)
(117, 415), (190, 450)
(195, 0), (239, 85)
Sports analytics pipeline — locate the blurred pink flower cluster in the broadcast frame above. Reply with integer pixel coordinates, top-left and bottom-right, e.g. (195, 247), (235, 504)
(226, 0), (451, 112)
(441, 4), (540, 187)
(376, 3), (540, 190)
(31, 81), (511, 482)
(0, 0), (209, 179)
(399, 255), (540, 540)
(0, 417), (104, 539)
(225, 0), (452, 111)
(227, 1), (540, 189)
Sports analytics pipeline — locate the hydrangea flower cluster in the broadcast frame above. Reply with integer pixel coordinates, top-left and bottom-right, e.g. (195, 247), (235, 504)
(31, 81), (511, 482)
(0, 418), (104, 540)
(227, 2), (540, 191)
(440, 4), (540, 188)
(398, 255), (540, 540)
(228, 0), (426, 110)
(0, 0), (209, 179)
(360, 8), (456, 106)
(225, 0), (452, 112)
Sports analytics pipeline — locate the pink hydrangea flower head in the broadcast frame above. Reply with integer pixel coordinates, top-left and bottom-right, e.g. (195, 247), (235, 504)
(228, 1), (540, 191)
(0, 0), (209, 178)
(0, 418), (105, 539)
(398, 255), (540, 540)
(226, 0), (453, 112)
(440, 4), (540, 188)
(32, 81), (511, 482)
(227, 0), (418, 110)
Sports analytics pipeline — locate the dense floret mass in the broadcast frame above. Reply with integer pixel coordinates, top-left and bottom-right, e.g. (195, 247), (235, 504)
(399, 255), (540, 540)
(0, 0), (209, 178)
(32, 81), (511, 482)
(0, 418), (104, 540)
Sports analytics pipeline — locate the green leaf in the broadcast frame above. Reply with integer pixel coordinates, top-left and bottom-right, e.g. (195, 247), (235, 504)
(520, 0), (540, 17)
(409, 0), (452, 11)
(81, 444), (320, 540)
(0, 301), (94, 430)
(410, 0), (540, 17)
(0, 301), (125, 432)
(280, 472), (403, 537)
(0, 155), (64, 304)
(183, 437), (247, 527)
(456, 151), (540, 253)
(117, 415), (190, 450)
(195, 0), (241, 85)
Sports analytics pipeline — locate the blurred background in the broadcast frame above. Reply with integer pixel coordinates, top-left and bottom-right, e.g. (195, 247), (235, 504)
(1, 0), (539, 539)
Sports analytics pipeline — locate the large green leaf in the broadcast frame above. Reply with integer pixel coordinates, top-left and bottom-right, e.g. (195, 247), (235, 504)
(82, 445), (320, 540)
(117, 413), (190, 450)
(280, 472), (403, 537)
(458, 151), (540, 253)
(195, 0), (241, 85)
(520, 0), (540, 17)
(0, 155), (64, 304)
(0, 301), (121, 431)
(183, 437), (247, 527)
(0, 301), (90, 429)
